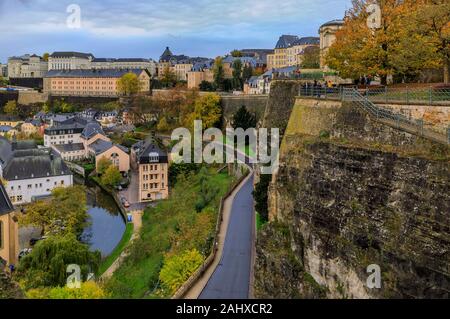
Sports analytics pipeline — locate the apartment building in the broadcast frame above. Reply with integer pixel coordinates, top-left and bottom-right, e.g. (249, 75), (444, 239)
(7, 54), (48, 78)
(187, 60), (214, 89)
(91, 58), (157, 77)
(43, 119), (86, 147)
(132, 139), (169, 202)
(0, 63), (8, 78)
(0, 138), (73, 205)
(43, 69), (151, 97)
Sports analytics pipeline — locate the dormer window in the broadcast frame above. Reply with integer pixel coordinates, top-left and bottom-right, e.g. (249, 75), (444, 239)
(149, 152), (159, 163)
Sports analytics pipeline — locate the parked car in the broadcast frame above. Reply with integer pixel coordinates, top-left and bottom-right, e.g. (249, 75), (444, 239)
(18, 248), (33, 260)
(120, 197), (130, 208)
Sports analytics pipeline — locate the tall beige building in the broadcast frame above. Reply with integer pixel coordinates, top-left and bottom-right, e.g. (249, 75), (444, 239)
(319, 19), (345, 70)
(0, 183), (18, 267)
(132, 139), (169, 202)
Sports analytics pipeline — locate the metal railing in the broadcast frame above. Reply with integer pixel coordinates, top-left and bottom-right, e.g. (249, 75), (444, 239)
(342, 88), (449, 145)
(298, 85), (450, 106)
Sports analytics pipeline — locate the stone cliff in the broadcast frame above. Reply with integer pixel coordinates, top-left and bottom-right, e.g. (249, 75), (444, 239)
(254, 98), (450, 299)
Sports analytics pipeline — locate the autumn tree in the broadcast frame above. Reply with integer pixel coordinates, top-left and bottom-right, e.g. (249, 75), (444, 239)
(97, 157), (112, 175)
(118, 72), (141, 96)
(159, 249), (203, 294)
(42, 53), (50, 62)
(231, 50), (243, 57)
(156, 116), (170, 132)
(4, 100), (18, 115)
(213, 57), (225, 91)
(19, 186), (88, 236)
(187, 93), (222, 129)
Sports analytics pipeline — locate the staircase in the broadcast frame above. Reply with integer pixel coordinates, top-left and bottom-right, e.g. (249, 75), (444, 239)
(342, 88), (449, 145)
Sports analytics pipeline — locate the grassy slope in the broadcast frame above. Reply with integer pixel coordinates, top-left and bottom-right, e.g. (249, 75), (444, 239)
(105, 168), (233, 298)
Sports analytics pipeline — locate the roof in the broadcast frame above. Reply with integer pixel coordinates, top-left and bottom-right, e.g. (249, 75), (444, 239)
(44, 68), (147, 78)
(0, 137), (13, 165)
(92, 58), (150, 63)
(89, 139), (128, 155)
(320, 19), (345, 28)
(3, 148), (72, 181)
(275, 35), (299, 49)
(81, 121), (105, 139)
(293, 37), (320, 46)
(53, 143), (85, 153)
(222, 56), (259, 67)
(0, 115), (21, 122)
(134, 139), (168, 164)
(50, 52), (94, 59)
(0, 183), (14, 216)
(160, 47), (173, 62)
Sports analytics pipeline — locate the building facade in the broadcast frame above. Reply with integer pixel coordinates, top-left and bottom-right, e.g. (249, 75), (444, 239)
(91, 58), (157, 77)
(43, 69), (151, 97)
(7, 54), (48, 78)
(267, 35), (319, 69)
(319, 19), (345, 70)
(48, 52), (94, 71)
(132, 140), (169, 202)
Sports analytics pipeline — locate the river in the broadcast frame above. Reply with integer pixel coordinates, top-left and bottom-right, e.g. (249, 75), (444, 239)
(76, 176), (126, 258)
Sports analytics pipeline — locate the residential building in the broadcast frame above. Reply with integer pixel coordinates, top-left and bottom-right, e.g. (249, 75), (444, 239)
(0, 116), (23, 128)
(20, 119), (43, 136)
(48, 52), (94, 71)
(158, 47), (211, 81)
(7, 54), (48, 78)
(89, 139), (130, 173)
(43, 69), (151, 97)
(239, 49), (274, 65)
(0, 138), (73, 204)
(319, 19), (345, 70)
(187, 60), (214, 89)
(174, 63), (193, 82)
(267, 35), (319, 69)
(222, 56), (263, 79)
(132, 139), (169, 202)
(0, 182), (18, 267)
(44, 120), (85, 147)
(97, 110), (118, 127)
(52, 143), (86, 162)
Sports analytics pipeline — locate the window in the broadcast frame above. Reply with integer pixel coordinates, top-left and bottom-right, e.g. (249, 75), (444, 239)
(27, 184), (32, 189)
(17, 195), (22, 202)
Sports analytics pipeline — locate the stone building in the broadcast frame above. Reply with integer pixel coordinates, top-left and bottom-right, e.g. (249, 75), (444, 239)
(7, 54), (48, 78)
(319, 19), (345, 70)
(267, 35), (319, 69)
(0, 182), (18, 267)
(48, 52), (94, 71)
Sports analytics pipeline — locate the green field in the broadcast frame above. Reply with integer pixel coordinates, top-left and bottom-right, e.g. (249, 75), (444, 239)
(104, 167), (234, 298)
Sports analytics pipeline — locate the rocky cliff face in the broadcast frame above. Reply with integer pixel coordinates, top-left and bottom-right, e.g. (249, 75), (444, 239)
(254, 99), (450, 299)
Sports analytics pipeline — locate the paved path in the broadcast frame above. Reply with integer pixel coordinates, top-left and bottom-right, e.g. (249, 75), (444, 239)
(197, 173), (255, 299)
(101, 210), (142, 279)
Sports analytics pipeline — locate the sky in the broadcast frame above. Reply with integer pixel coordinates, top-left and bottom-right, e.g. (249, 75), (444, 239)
(0, 0), (352, 63)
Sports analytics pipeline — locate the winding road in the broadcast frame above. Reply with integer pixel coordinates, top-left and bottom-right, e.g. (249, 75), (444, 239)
(199, 173), (255, 299)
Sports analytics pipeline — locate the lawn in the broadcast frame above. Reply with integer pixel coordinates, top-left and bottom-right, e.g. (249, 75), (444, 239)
(97, 222), (134, 276)
(255, 212), (267, 231)
(104, 167), (234, 298)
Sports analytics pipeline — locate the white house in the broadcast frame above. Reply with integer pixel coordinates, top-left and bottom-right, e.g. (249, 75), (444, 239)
(43, 118), (86, 147)
(0, 138), (73, 205)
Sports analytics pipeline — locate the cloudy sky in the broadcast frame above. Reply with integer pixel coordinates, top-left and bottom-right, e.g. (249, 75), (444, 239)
(0, 0), (351, 63)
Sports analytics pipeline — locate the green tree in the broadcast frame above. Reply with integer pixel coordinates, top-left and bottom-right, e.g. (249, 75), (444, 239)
(231, 50), (243, 57)
(118, 72), (141, 96)
(231, 105), (256, 130)
(42, 102), (50, 113)
(252, 174), (272, 222)
(242, 64), (253, 82)
(101, 165), (122, 187)
(199, 80), (215, 91)
(97, 158), (112, 175)
(213, 57), (225, 91)
(17, 234), (100, 290)
(161, 65), (177, 88)
(159, 249), (203, 294)
(232, 59), (243, 90)
(0, 76), (8, 86)
(301, 46), (320, 69)
(4, 100), (18, 115)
